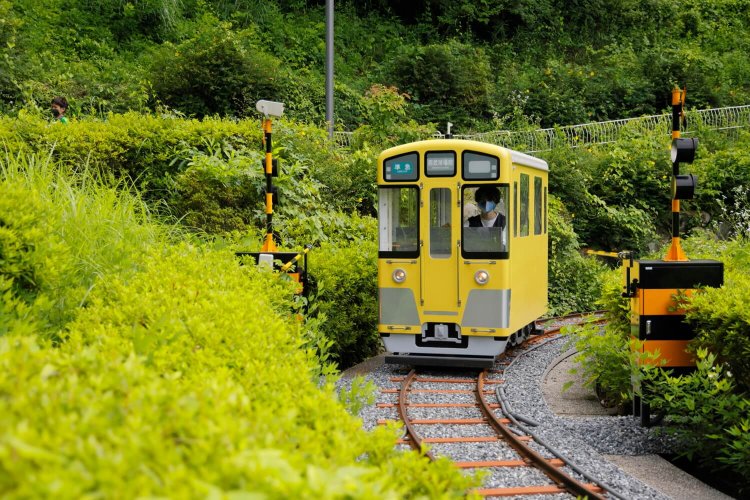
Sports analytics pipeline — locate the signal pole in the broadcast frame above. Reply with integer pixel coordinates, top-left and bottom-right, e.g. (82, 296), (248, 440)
(325, 0), (334, 139)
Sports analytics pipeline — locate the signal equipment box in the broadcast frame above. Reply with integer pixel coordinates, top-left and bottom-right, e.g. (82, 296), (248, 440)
(624, 258), (723, 424)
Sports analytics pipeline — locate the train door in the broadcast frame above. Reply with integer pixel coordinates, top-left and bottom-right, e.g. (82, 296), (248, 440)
(422, 186), (456, 313)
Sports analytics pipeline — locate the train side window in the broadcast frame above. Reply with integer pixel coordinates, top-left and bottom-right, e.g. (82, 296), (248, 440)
(429, 188), (452, 258)
(544, 186), (548, 234)
(513, 181), (518, 238)
(534, 176), (543, 235)
(520, 174), (529, 237)
(378, 186), (419, 257)
(461, 184), (509, 259)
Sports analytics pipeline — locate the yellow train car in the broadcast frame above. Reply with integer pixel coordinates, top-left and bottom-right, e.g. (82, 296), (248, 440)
(377, 139), (548, 368)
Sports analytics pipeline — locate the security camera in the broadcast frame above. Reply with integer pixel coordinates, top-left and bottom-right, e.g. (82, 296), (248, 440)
(256, 100), (285, 118)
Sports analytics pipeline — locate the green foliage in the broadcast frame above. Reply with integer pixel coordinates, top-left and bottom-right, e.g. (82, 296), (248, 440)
(0, 152), (160, 339)
(643, 349), (750, 491)
(383, 40), (494, 128)
(0, 155), (479, 497)
(547, 196), (605, 315)
(352, 85), (437, 149)
(311, 236), (380, 369)
(678, 236), (750, 392)
(149, 14), (283, 117)
(562, 318), (633, 408)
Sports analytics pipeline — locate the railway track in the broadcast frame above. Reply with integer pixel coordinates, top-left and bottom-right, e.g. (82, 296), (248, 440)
(378, 313), (617, 498)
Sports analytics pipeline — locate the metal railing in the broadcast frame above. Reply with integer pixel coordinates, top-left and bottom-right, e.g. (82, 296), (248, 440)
(333, 105), (750, 152)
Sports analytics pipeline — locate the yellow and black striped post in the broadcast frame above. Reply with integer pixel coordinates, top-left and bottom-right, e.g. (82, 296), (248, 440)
(664, 87), (688, 262)
(261, 116), (277, 252)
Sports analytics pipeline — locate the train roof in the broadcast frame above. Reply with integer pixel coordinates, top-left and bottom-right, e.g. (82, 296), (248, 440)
(378, 139), (548, 172)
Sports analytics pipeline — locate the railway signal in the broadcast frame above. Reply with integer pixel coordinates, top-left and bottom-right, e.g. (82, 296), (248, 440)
(235, 100), (312, 295)
(625, 87), (723, 426)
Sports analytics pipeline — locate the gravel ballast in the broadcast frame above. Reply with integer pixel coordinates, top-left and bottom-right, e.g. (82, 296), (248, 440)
(338, 334), (676, 499)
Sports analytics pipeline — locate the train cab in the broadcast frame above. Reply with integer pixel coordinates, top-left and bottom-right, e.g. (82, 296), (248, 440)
(377, 139), (549, 368)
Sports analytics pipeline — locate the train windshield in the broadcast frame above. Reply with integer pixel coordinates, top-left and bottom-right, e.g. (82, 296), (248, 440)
(462, 185), (510, 259)
(378, 186), (419, 257)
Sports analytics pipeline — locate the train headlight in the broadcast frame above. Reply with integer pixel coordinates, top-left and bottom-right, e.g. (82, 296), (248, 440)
(392, 269), (407, 283)
(474, 270), (490, 285)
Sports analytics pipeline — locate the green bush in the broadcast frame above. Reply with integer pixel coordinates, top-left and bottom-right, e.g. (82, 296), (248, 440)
(0, 152), (160, 339)
(547, 196), (605, 315)
(680, 236), (750, 392)
(0, 154), (478, 498)
(310, 235), (380, 369)
(644, 349), (750, 491)
(383, 40), (493, 128)
(149, 13), (284, 118)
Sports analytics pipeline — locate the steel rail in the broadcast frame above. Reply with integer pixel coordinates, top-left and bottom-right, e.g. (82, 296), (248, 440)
(396, 369), (437, 460)
(475, 370), (606, 499)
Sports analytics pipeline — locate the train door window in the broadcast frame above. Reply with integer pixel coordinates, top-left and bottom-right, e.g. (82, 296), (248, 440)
(461, 184), (510, 259)
(429, 188), (452, 258)
(513, 181), (518, 238)
(544, 186), (548, 233)
(534, 176), (543, 235)
(378, 186), (419, 257)
(520, 174), (529, 237)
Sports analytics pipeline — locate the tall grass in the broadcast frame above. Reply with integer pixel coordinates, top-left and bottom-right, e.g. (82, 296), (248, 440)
(0, 150), (168, 338)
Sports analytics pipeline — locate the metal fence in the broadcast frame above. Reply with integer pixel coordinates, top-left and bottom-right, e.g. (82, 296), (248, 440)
(333, 105), (750, 152)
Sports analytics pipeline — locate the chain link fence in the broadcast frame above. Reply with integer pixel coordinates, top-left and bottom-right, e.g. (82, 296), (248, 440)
(333, 105), (750, 152)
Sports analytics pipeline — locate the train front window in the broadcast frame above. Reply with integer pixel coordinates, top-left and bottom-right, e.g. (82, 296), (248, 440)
(429, 188), (452, 258)
(378, 186), (419, 257)
(462, 185), (510, 259)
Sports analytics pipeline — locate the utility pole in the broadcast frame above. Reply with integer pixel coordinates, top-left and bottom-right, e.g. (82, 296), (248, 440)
(326, 0), (334, 139)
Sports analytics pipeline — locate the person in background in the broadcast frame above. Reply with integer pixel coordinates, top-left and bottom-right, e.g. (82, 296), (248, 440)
(51, 96), (69, 124)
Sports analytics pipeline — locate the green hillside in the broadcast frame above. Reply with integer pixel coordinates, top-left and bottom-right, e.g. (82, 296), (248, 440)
(3, 0), (750, 129)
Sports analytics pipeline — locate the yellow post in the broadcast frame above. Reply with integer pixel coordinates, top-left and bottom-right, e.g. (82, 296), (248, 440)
(261, 117), (277, 252)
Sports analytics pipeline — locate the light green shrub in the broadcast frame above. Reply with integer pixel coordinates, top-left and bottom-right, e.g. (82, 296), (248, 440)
(311, 235), (380, 369)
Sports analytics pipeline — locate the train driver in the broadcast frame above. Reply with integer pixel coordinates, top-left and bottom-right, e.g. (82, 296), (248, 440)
(464, 186), (506, 229)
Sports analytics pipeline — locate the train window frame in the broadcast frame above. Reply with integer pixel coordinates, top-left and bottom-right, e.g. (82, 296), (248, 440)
(534, 176), (543, 235)
(520, 174), (530, 237)
(429, 188), (452, 258)
(460, 183), (510, 260)
(425, 151), (457, 177)
(461, 151), (500, 181)
(544, 186), (548, 234)
(513, 181), (518, 238)
(383, 152), (420, 182)
(377, 185), (420, 258)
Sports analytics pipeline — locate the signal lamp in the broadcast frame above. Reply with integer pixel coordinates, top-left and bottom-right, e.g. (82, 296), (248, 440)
(673, 174), (697, 200)
(671, 137), (698, 164)
(392, 269), (407, 283)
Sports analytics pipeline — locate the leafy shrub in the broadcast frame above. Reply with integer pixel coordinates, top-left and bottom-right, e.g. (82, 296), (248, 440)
(680, 237), (750, 392)
(0, 152), (160, 338)
(0, 243), (477, 497)
(311, 235), (380, 369)
(547, 196), (605, 315)
(563, 319), (633, 408)
(644, 349), (750, 491)
(149, 13), (283, 118)
(383, 40), (493, 128)
(0, 155), (478, 497)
